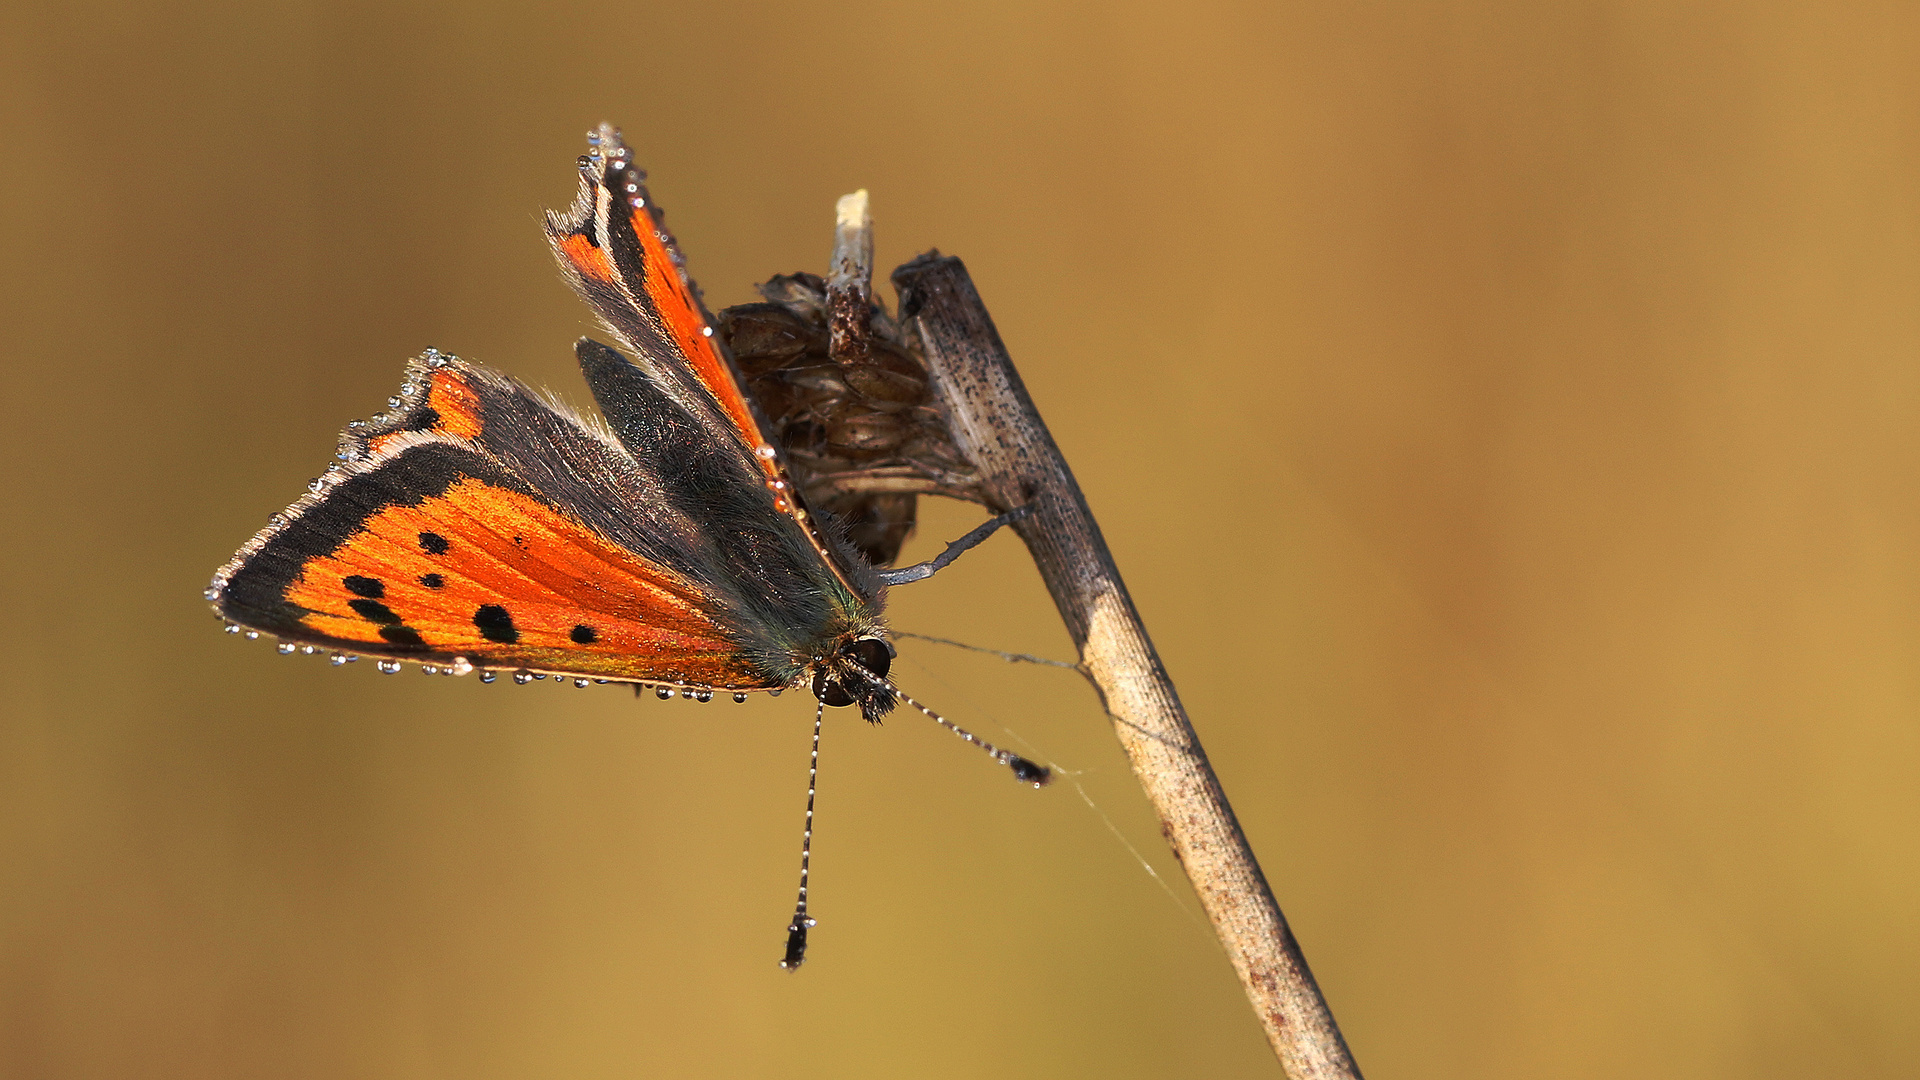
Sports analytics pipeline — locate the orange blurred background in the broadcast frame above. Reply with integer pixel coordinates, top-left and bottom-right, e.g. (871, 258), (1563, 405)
(4, 2), (1917, 1077)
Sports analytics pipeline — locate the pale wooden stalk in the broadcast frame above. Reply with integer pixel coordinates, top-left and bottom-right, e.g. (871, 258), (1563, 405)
(887, 251), (1363, 1080)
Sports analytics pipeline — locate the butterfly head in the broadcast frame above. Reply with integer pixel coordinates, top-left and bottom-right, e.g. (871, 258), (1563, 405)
(810, 637), (896, 722)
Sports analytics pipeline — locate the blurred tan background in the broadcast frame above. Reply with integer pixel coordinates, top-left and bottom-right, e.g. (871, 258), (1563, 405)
(3, 1), (1917, 1077)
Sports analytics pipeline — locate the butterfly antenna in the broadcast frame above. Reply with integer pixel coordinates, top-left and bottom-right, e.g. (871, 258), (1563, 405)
(780, 700), (825, 971)
(891, 630), (1081, 670)
(883, 681), (1051, 788)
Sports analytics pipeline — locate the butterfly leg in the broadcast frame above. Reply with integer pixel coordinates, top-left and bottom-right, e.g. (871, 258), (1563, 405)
(874, 506), (1032, 585)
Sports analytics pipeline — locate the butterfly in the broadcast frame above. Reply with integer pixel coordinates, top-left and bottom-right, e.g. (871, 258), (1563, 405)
(207, 124), (1045, 967)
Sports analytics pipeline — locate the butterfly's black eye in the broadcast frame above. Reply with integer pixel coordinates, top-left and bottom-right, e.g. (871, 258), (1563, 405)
(843, 638), (891, 680)
(811, 669), (856, 708)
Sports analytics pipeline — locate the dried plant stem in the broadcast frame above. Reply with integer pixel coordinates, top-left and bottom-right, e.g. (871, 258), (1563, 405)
(889, 252), (1362, 1079)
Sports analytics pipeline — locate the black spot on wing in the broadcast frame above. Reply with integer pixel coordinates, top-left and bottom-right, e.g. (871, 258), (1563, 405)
(380, 626), (425, 646)
(218, 443), (531, 636)
(419, 573), (444, 589)
(401, 406), (441, 432)
(570, 624), (597, 644)
(418, 531), (450, 555)
(343, 575), (384, 598)
(473, 604), (519, 644)
(349, 599), (401, 624)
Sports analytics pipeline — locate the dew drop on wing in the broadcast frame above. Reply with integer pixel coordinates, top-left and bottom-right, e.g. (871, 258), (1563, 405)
(276, 642), (296, 655)
(479, 671), (496, 684)
(513, 672), (534, 685)
(377, 660), (402, 675)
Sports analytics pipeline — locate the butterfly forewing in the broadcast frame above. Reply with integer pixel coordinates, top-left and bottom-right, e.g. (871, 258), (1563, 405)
(212, 127), (891, 708)
(212, 355), (773, 686)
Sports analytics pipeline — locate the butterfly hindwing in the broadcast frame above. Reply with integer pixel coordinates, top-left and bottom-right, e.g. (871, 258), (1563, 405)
(546, 125), (881, 613)
(546, 128), (772, 477)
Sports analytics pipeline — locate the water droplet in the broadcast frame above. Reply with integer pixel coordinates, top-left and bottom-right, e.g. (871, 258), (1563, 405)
(450, 658), (473, 676)
(768, 688), (783, 697)
(423, 350), (449, 369)
(307, 477), (325, 493)
(479, 671), (497, 684)
(245, 630), (260, 640)
(694, 690), (713, 703)
(387, 396), (403, 409)
(224, 623), (241, 634)
(300, 645), (319, 655)
(574, 678), (589, 688)
(421, 664), (439, 675)
(204, 585), (221, 602)
(276, 642), (296, 655)
(656, 687), (675, 700)
(532, 673), (547, 680)
(377, 660), (402, 675)
(513, 671), (534, 685)
(700, 326), (714, 337)
(733, 693), (747, 703)
(330, 653), (351, 666)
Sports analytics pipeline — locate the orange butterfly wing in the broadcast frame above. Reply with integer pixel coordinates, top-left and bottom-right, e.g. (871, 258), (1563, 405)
(209, 355), (785, 690)
(547, 131), (774, 478)
(280, 461), (761, 686)
(214, 127), (893, 703)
